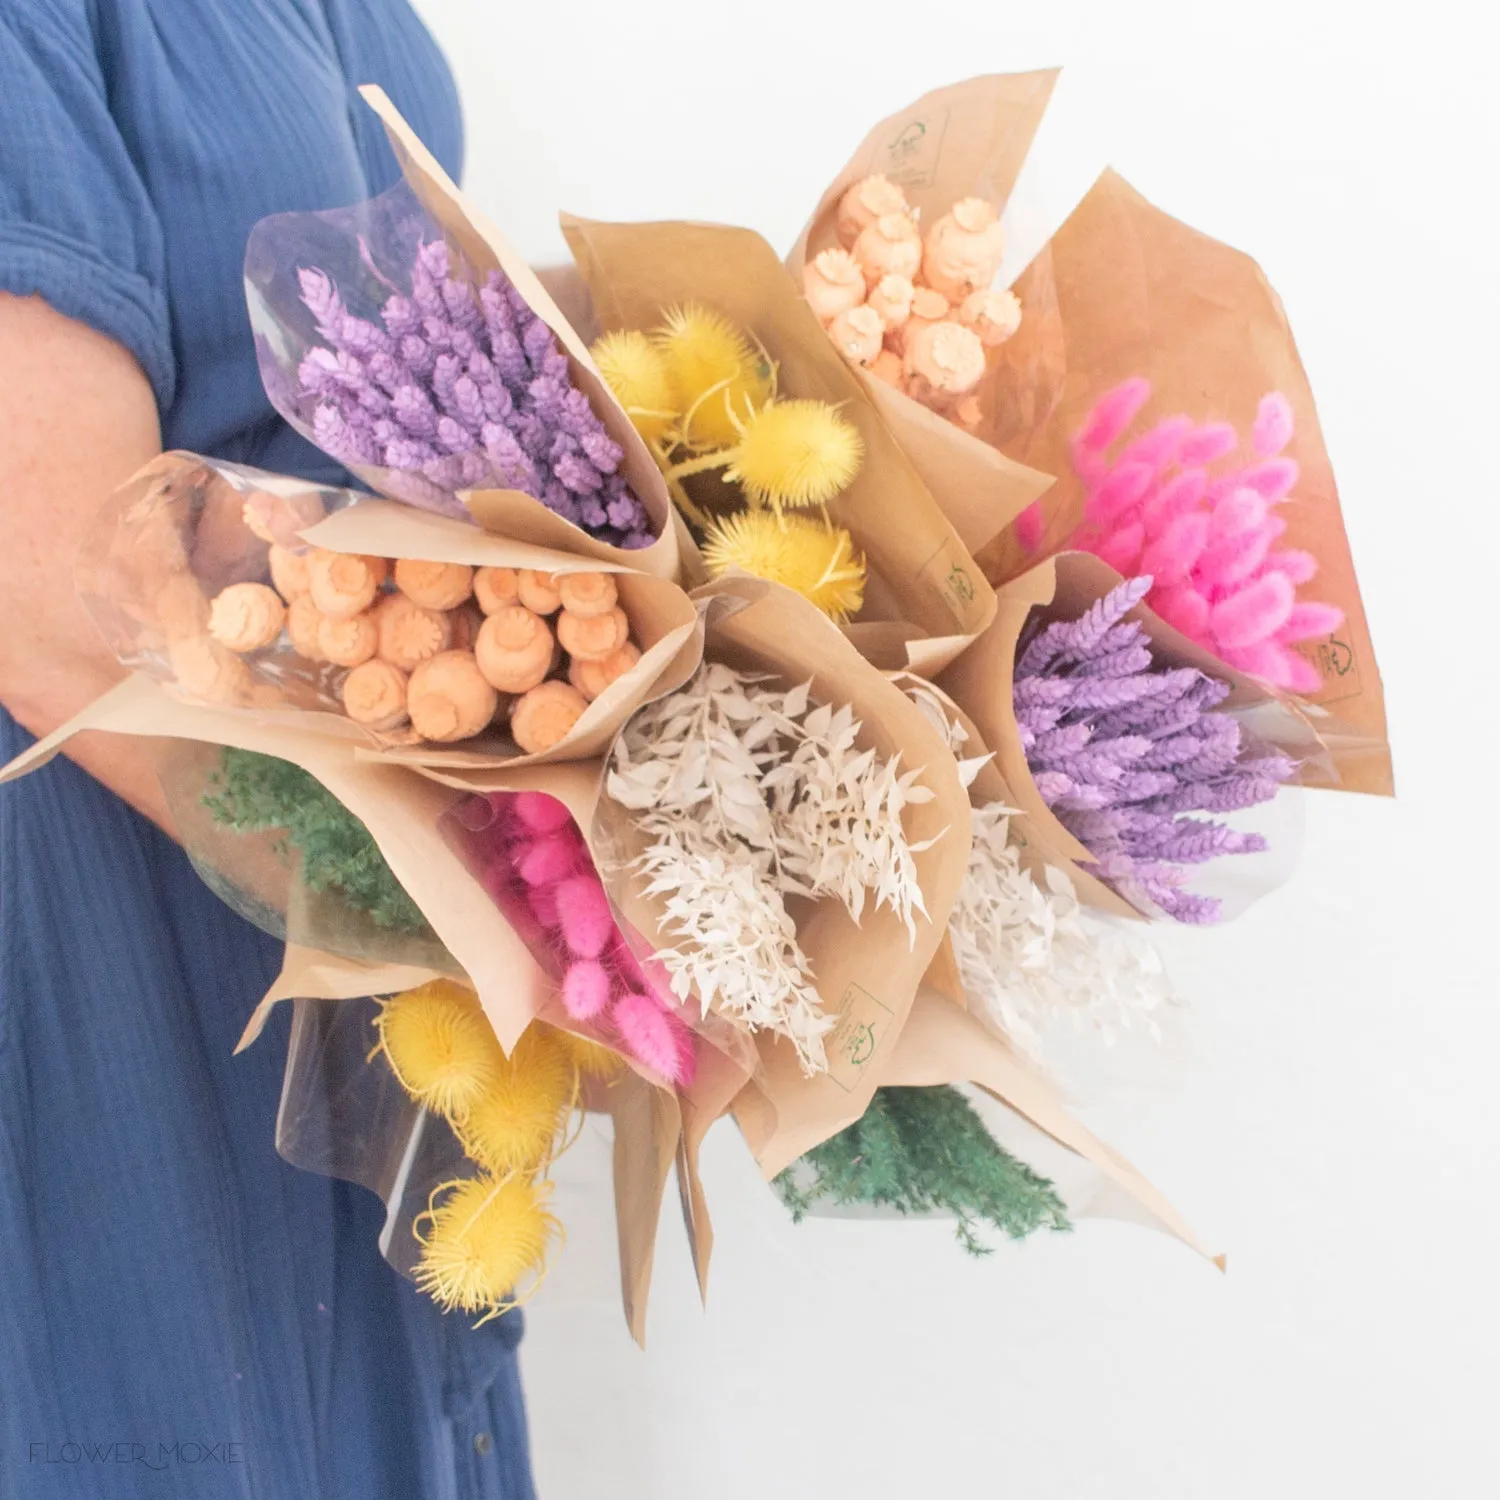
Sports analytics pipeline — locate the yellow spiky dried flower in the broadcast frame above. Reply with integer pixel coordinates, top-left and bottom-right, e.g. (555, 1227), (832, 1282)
(376, 980), (505, 1123)
(702, 511), (867, 622)
(455, 1025), (577, 1176)
(726, 400), (864, 512)
(414, 1174), (558, 1321)
(653, 303), (774, 450)
(590, 330), (678, 444)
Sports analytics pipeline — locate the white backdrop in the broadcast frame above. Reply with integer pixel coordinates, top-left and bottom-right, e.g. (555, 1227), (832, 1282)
(411, 3), (1497, 1495)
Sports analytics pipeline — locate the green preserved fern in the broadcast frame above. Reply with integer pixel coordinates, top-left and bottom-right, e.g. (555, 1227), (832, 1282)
(203, 747), (431, 935)
(775, 1085), (1071, 1255)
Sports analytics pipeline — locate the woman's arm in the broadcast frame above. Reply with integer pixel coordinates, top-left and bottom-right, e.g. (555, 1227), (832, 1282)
(0, 292), (174, 834)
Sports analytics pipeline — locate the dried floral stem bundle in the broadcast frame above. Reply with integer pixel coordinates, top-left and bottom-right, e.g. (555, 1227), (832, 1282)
(903, 682), (1173, 1055)
(776, 1085), (1069, 1255)
(592, 307), (868, 621)
(606, 663), (936, 1072)
(1015, 577), (1296, 923)
(298, 240), (653, 543)
(1063, 379), (1343, 692)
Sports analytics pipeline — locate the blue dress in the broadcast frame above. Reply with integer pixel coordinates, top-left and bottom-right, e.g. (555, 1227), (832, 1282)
(0, 4), (535, 1496)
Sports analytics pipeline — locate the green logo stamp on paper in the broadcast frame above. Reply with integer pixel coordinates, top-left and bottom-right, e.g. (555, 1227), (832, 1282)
(878, 109), (951, 190)
(825, 983), (895, 1093)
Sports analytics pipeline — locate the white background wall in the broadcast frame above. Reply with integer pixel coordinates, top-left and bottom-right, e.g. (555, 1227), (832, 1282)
(412, 2), (1497, 1495)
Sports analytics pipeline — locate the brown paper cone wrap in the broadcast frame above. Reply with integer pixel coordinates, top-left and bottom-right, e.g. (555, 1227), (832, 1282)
(608, 1073), (682, 1346)
(357, 88), (681, 580)
(0, 676), (550, 1053)
(560, 214), (995, 643)
(82, 453), (704, 771)
(974, 169), (1390, 794)
(938, 551), (1324, 919)
(876, 988), (1220, 1265)
(597, 579), (970, 1178)
(788, 72), (1066, 560)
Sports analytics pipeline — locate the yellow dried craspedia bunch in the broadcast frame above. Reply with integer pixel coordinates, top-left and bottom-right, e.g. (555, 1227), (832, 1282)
(376, 980), (504, 1122)
(703, 511), (866, 623)
(456, 1024), (577, 1176)
(414, 1174), (560, 1320)
(651, 303), (773, 450)
(591, 330), (677, 444)
(724, 400), (864, 513)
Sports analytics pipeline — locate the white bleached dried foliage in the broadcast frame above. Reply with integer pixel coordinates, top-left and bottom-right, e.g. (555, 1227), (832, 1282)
(899, 680), (1174, 1057)
(952, 803), (1176, 1058)
(607, 663), (939, 1073)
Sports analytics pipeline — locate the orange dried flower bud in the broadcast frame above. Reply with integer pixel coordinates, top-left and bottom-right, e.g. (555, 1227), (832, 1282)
(556, 571), (618, 619)
(308, 550), (388, 618)
(557, 605), (628, 663)
(851, 212), (921, 291)
(394, 558), (475, 611)
(835, 174), (910, 246)
(827, 305), (885, 367)
(474, 566), (521, 615)
(475, 605), (555, 693)
(902, 320), (986, 405)
(375, 593), (453, 672)
(286, 595), (328, 661)
(208, 582), (286, 652)
(516, 570), (563, 615)
(408, 651), (500, 743)
(317, 610), (379, 667)
(802, 248), (867, 325)
(511, 681), (588, 754)
(866, 274), (915, 331)
(268, 544), (312, 601)
(342, 659), (409, 730)
(568, 641), (642, 701)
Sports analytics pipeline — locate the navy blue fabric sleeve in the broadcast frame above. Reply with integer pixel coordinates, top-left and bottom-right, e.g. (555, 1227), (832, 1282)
(0, 4), (174, 408)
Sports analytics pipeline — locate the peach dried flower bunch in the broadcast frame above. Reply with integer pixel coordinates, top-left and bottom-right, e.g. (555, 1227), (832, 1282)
(591, 306), (868, 623)
(804, 174), (1019, 428)
(203, 490), (642, 753)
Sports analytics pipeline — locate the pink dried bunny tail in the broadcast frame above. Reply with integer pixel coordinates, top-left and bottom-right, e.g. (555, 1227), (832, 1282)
(1013, 500), (1045, 553)
(1074, 377), (1151, 456)
(561, 960), (612, 1021)
(1211, 573), (1295, 650)
(611, 991), (695, 1086)
(1066, 381), (1340, 693)
(555, 874), (614, 960)
(513, 790), (573, 834)
(517, 832), (582, 887)
(1252, 393), (1295, 457)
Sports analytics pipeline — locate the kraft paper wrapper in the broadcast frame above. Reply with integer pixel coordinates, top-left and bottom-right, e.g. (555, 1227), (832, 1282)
(0, 676), (549, 1052)
(560, 214), (995, 643)
(939, 552), (1323, 918)
(673, 1039), (751, 1304)
(881, 988), (1220, 1265)
(623, 580), (971, 1180)
(976, 169), (1390, 795)
(357, 86), (680, 580)
(85, 452), (703, 773)
(238, 943), (448, 1053)
(608, 1073), (683, 1346)
(789, 72), (1066, 557)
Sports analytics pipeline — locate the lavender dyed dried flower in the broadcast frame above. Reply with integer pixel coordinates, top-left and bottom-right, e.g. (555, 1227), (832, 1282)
(1014, 577), (1295, 924)
(293, 242), (653, 545)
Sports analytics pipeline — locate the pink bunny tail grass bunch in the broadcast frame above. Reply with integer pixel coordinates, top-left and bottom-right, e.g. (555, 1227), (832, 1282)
(457, 791), (697, 1086)
(294, 242), (653, 547)
(1014, 577), (1296, 924)
(1064, 379), (1343, 694)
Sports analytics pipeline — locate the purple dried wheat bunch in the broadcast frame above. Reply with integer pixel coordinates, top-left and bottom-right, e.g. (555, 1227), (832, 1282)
(292, 243), (653, 546)
(1014, 576), (1296, 923)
